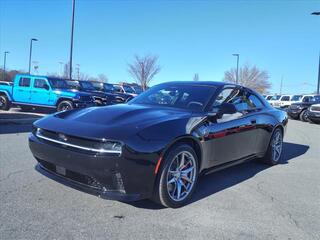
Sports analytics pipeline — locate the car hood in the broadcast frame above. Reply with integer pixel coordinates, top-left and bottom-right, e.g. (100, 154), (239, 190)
(53, 89), (91, 96)
(35, 104), (192, 141)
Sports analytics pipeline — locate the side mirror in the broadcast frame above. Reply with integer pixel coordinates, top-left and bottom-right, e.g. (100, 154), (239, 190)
(209, 103), (237, 119)
(43, 84), (49, 90)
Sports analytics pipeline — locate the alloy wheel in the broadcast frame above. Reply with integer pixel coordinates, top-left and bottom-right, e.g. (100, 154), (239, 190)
(271, 130), (283, 162)
(166, 151), (196, 202)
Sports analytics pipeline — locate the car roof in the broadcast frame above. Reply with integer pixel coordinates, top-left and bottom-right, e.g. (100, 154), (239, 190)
(158, 81), (237, 88)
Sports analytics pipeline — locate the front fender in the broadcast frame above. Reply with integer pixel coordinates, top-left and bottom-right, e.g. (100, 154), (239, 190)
(0, 90), (12, 101)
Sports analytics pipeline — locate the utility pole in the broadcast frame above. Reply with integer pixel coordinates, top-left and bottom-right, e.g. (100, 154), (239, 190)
(69, 0), (76, 80)
(280, 76), (283, 95)
(3, 51), (9, 81)
(317, 53), (320, 94)
(28, 38), (38, 74)
(76, 64), (80, 80)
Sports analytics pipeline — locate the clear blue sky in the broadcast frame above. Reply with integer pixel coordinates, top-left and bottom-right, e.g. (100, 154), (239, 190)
(0, 0), (319, 94)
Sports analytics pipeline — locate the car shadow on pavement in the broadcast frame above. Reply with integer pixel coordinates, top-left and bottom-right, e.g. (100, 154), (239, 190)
(129, 142), (309, 210)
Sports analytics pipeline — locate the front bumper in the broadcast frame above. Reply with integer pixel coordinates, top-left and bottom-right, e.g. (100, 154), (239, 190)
(307, 110), (320, 122)
(29, 133), (156, 201)
(287, 108), (302, 119)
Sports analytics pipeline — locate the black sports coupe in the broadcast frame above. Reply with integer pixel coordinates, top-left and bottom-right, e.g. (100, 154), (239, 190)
(29, 81), (288, 208)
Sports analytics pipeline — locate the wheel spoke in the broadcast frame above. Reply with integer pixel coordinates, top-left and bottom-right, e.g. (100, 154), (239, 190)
(181, 166), (194, 175)
(181, 175), (193, 184)
(176, 180), (182, 199)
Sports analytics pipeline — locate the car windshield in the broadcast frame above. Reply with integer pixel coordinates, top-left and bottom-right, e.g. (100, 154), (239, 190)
(48, 78), (70, 89)
(132, 86), (143, 94)
(310, 95), (320, 102)
(271, 95), (281, 100)
(130, 83), (217, 111)
(66, 80), (81, 90)
(292, 95), (302, 101)
(123, 85), (135, 93)
(103, 83), (115, 92)
(79, 81), (96, 91)
(266, 96), (273, 100)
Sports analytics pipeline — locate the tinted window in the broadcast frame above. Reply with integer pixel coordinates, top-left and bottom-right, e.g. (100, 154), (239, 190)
(213, 88), (235, 107)
(292, 95), (302, 101)
(248, 94), (264, 108)
(34, 79), (47, 89)
(130, 83), (217, 111)
(79, 81), (96, 91)
(281, 96), (290, 101)
(19, 77), (30, 87)
(271, 95), (281, 100)
(303, 96), (312, 102)
(266, 96), (273, 100)
(48, 78), (69, 89)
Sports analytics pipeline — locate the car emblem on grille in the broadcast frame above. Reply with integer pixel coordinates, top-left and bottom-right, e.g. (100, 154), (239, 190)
(58, 133), (68, 142)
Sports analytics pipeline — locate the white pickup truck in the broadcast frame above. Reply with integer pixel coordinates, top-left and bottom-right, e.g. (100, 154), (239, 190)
(272, 95), (314, 109)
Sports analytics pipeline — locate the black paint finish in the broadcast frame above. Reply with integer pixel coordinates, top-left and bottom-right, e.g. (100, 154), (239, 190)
(28, 81), (288, 201)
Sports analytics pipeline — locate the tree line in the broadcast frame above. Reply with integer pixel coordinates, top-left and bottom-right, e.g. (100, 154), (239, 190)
(1, 54), (271, 93)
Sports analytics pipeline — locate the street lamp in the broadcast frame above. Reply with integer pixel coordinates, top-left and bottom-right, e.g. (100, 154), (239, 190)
(311, 12), (320, 94)
(69, 0), (76, 80)
(28, 38), (38, 74)
(232, 53), (240, 84)
(3, 51), (9, 81)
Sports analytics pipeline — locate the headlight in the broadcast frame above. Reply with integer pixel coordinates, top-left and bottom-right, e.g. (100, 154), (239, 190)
(101, 140), (122, 154)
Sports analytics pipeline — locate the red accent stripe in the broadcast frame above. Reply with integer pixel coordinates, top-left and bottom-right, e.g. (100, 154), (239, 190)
(154, 155), (163, 174)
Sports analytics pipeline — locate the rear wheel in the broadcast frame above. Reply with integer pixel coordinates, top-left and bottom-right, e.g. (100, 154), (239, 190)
(153, 144), (199, 208)
(299, 109), (308, 122)
(57, 100), (73, 112)
(0, 95), (10, 111)
(260, 128), (283, 165)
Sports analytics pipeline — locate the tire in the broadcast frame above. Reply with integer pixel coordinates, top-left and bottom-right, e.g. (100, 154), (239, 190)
(0, 95), (10, 111)
(153, 144), (199, 208)
(57, 100), (73, 112)
(260, 128), (283, 165)
(299, 109), (308, 122)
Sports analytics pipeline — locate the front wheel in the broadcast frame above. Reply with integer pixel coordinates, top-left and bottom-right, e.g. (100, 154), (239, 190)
(57, 100), (73, 112)
(153, 144), (199, 208)
(0, 95), (10, 111)
(260, 128), (283, 165)
(299, 109), (308, 122)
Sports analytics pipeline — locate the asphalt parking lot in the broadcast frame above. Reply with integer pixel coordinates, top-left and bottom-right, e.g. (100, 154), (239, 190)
(0, 111), (319, 240)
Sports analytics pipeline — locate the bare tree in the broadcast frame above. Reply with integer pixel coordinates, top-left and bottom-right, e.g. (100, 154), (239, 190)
(193, 73), (199, 81)
(97, 74), (108, 83)
(128, 54), (161, 90)
(223, 64), (271, 93)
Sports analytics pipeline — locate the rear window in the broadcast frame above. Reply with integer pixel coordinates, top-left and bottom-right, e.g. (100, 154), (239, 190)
(19, 77), (31, 87)
(281, 96), (290, 101)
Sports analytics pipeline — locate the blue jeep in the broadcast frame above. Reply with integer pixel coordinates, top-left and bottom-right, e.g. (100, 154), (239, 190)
(0, 74), (94, 112)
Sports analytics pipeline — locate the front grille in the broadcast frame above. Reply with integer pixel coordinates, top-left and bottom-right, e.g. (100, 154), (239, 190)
(38, 160), (104, 190)
(311, 106), (320, 112)
(289, 105), (299, 110)
(38, 160), (125, 193)
(34, 128), (121, 155)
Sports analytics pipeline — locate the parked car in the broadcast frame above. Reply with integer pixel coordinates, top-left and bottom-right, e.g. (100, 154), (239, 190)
(307, 103), (320, 124)
(29, 81), (287, 208)
(66, 80), (115, 106)
(272, 95), (303, 109)
(91, 82), (133, 103)
(268, 95), (281, 107)
(0, 74), (94, 112)
(287, 95), (320, 121)
(114, 84), (138, 97)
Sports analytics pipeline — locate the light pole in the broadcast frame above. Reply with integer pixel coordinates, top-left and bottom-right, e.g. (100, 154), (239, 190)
(69, 0), (76, 80)
(232, 54), (240, 84)
(311, 12), (320, 94)
(3, 51), (9, 81)
(28, 38), (38, 74)
(76, 64), (80, 80)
